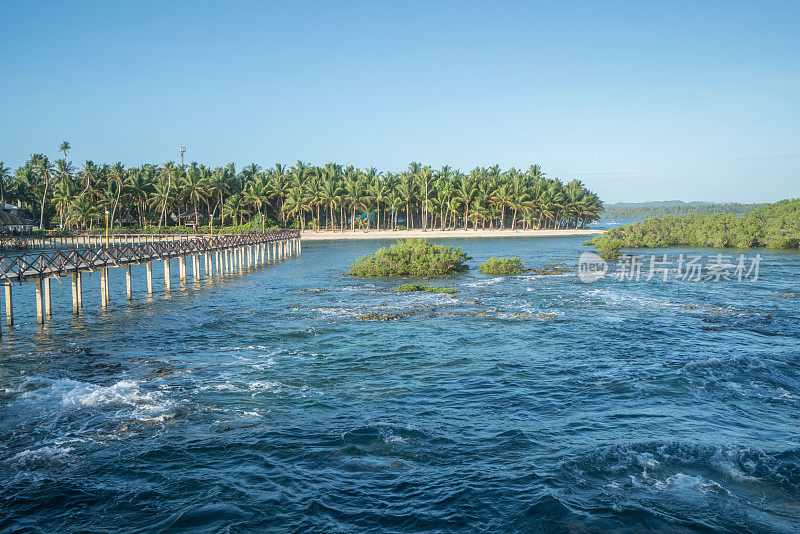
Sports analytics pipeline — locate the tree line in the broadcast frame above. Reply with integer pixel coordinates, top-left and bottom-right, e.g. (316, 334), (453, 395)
(0, 142), (603, 232)
(588, 198), (800, 256)
(601, 202), (762, 219)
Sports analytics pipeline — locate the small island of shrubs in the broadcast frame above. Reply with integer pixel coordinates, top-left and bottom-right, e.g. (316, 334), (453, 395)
(478, 257), (527, 275)
(478, 257), (573, 276)
(396, 284), (458, 294)
(349, 239), (471, 277)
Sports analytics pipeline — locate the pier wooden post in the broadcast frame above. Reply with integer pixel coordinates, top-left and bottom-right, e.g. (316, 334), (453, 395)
(35, 278), (44, 323)
(100, 269), (108, 309)
(179, 256), (187, 284)
(71, 273), (79, 313)
(5, 285), (13, 325)
(44, 277), (52, 318)
(146, 262), (153, 294)
(193, 255), (200, 279)
(125, 265), (132, 300)
(105, 268), (110, 305)
(77, 273), (82, 309)
(215, 251), (221, 275)
(298, 238), (301, 254)
(164, 259), (171, 290)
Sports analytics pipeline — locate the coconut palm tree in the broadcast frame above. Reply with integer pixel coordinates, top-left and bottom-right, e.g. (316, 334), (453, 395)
(320, 166), (343, 231)
(66, 194), (99, 229)
(158, 163), (177, 228)
(0, 162), (11, 203)
(59, 141), (71, 160)
(396, 173), (416, 229)
(33, 154), (55, 229)
(108, 162), (126, 226)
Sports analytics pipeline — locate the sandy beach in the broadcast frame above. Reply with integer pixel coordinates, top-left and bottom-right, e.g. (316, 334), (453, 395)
(300, 228), (603, 241)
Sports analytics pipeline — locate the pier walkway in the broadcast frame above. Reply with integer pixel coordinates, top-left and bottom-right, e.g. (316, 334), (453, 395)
(0, 230), (301, 331)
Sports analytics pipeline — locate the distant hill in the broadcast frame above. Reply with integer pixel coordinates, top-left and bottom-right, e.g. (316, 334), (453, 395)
(601, 201), (763, 219)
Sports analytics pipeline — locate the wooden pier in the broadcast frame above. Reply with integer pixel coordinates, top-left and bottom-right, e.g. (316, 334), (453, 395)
(0, 230), (301, 332)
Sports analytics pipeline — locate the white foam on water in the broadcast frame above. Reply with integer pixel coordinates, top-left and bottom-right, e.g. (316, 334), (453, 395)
(463, 277), (505, 288)
(18, 378), (174, 423)
(198, 382), (241, 392)
(651, 473), (731, 496)
(10, 445), (74, 464)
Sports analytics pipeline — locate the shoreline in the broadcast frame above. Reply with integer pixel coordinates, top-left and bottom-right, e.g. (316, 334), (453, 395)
(300, 228), (603, 241)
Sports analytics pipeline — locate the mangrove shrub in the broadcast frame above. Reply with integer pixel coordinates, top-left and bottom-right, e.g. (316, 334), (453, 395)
(478, 257), (527, 275)
(349, 239), (470, 277)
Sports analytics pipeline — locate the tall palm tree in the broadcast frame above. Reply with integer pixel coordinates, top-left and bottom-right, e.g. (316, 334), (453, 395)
(33, 154), (54, 229)
(0, 162), (11, 203)
(108, 162), (126, 226)
(59, 140), (71, 160)
(158, 162), (177, 228)
(397, 173), (415, 230)
(320, 166), (343, 231)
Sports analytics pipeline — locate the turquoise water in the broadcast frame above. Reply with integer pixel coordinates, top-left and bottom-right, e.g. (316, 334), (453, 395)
(1, 237), (799, 532)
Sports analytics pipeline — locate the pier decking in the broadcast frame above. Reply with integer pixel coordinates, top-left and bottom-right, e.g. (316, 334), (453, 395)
(0, 230), (301, 331)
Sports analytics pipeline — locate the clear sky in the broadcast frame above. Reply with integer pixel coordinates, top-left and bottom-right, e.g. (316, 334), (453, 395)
(1, 1), (798, 203)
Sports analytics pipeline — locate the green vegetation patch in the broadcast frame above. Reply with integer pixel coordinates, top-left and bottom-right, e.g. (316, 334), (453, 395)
(349, 239), (471, 277)
(588, 199), (800, 257)
(396, 284), (458, 294)
(530, 263), (572, 275)
(478, 257), (527, 275)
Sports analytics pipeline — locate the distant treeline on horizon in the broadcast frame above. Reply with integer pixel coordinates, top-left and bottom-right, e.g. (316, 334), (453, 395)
(601, 201), (763, 219)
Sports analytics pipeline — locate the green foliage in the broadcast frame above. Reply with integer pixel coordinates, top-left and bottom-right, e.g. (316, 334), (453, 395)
(395, 284), (458, 294)
(601, 201), (762, 219)
(589, 199), (800, 254)
(349, 239), (471, 277)
(478, 257), (527, 275)
(2, 153), (602, 232)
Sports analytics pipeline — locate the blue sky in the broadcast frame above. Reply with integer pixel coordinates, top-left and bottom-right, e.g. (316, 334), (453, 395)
(1, 1), (798, 203)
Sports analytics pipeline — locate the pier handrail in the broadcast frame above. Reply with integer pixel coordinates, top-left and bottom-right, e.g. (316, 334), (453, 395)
(0, 230), (300, 284)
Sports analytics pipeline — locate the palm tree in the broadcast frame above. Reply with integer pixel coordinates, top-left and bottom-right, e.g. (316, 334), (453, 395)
(243, 173), (270, 230)
(369, 167), (389, 230)
(344, 170), (367, 231)
(51, 178), (78, 228)
(284, 184), (311, 230)
(180, 166), (209, 223)
(149, 179), (174, 228)
(126, 168), (152, 226)
(66, 194), (99, 229)
(108, 162), (126, 226)
(268, 163), (290, 226)
(0, 162), (11, 203)
(320, 166), (343, 231)
(59, 141), (71, 160)
(33, 155), (54, 229)
(416, 165), (434, 230)
(158, 162), (177, 228)
(222, 193), (247, 226)
(397, 173), (415, 229)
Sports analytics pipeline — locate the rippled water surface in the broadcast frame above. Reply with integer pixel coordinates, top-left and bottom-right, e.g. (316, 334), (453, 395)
(1, 237), (799, 532)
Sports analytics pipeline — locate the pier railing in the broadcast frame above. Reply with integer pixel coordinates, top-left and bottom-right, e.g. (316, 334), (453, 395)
(0, 230), (299, 284)
(0, 230), (302, 331)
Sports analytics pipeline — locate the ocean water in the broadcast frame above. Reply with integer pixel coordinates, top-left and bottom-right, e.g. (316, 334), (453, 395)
(1, 237), (798, 533)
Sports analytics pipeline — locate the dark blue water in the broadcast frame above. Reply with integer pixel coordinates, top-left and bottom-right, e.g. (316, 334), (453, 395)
(1, 237), (799, 532)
